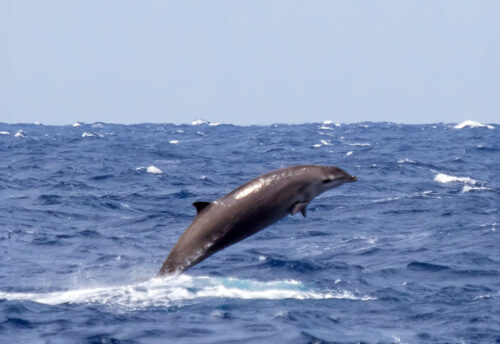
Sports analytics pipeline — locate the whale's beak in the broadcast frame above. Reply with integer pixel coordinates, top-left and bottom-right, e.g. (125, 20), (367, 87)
(348, 175), (357, 182)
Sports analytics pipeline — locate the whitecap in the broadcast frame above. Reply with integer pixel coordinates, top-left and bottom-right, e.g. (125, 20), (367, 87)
(454, 120), (494, 130)
(346, 151), (353, 156)
(72, 122), (82, 127)
(146, 165), (162, 174)
(473, 294), (492, 300)
(0, 275), (375, 309)
(434, 173), (478, 185)
(319, 125), (334, 130)
(323, 120), (341, 127)
(81, 132), (95, 138)
(312, 139), (332, 148)
(191, 119), (208, 126)
(208, 122), (221, 127)
(349, 143), (371, 147)
(434, 172), (490, 193)
(14, 130), (26, 138)
(0, 131), (10, 135)
(391, 335), (407, 344)
(462, 185), (492, 193)
(397, 158), (415, 164)
(34, 121), (41, 125)
(169, 140), (179, 144)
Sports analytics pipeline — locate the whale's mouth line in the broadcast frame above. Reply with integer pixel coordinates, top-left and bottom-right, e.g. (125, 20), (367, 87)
(323, 175), (357, 185)
(338, 175), (357, 183)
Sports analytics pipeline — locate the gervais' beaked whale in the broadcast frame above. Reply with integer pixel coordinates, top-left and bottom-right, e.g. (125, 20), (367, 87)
(158, 165), (357, 276)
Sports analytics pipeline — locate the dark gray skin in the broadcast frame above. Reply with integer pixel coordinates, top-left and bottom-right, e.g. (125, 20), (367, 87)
(158, 165), (357, 276)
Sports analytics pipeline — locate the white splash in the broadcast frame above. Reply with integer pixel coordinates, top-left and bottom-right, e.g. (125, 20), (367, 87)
(146, 165), (162, 174)
(0, 131), (10, 135)
(391, 335), (408, 344)
(0, 275), (375, 309)
(169, 140), (179, 144)
(454, 120), (494, 130)
(349, 143), (371, 147)
(434, 173), (477, 185)
(397, 158), (415, 164)
(323, 120), (341, 127)
(473, 294), (492, 300)
(462, 185), (492, 193)
(434, 173), (490, 193)
(312, 139), (332, 148)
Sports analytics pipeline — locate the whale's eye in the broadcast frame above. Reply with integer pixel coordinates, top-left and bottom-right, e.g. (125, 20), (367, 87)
(322, 178), (331, 184)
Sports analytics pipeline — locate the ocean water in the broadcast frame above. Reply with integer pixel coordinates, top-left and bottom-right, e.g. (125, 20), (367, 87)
(0, 120), (499, 344)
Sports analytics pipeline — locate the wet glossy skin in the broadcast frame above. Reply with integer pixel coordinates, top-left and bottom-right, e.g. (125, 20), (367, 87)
(158, 165), (356, 276)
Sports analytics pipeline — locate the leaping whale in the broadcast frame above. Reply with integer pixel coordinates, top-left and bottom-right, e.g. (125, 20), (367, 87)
(158, 165), (357, 276)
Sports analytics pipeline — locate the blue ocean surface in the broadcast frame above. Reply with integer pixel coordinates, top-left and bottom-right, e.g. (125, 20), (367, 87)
(0, 120), (499, 343)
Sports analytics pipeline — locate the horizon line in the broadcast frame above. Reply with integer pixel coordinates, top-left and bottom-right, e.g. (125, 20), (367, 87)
(0, 119), (498, 127)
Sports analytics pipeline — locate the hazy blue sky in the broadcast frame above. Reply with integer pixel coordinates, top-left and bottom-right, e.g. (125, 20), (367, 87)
(1, 1), (499, 125)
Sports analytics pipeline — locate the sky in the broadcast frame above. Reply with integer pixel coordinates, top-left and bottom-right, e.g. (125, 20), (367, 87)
(1, 1), (499, 125)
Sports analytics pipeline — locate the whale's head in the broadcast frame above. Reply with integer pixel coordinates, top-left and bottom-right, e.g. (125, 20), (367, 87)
(299, 165), (357, 198)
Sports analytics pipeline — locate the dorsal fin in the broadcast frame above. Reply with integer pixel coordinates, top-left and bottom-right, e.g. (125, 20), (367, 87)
(193, 201), (212, 214)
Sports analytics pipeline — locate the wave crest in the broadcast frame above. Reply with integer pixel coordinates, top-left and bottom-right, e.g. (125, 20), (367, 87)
(454, 120), (494, 129)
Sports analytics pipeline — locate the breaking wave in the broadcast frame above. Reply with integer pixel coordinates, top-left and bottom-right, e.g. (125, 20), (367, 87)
(454, 120), (494, 129)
